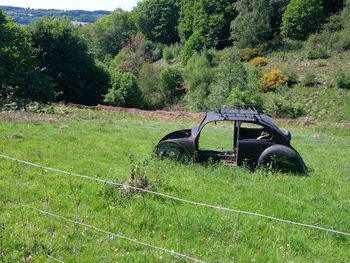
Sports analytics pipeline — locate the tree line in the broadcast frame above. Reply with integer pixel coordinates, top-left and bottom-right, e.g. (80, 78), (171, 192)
(0, 0), (349, 111)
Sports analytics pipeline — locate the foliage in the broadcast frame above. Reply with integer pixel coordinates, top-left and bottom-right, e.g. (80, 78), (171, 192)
(184, 52), (215, 111)
(134, 0), (180, 45)
(0, 5), (110, 26)
(231, 0), (272, 48)
(82, 9), (136, 61)
(335, 71), (350, 89)
(138, 63), (163, 109)
(178, 0), (236, 48)
(104, 72), (143, 108)
(0, 10), (55, 103)
(251, 57), (268, 67)
(259, 69), (288, 92)
(303, 72), (317, 87)
(30, 18), (110, 105)
(239, 48), (259, 61)
(282, 69), (299, 85)
(181, 31), (205, 64)
(159, 67), (184, 105)
(163, 44), (181, 62)
(282, 0), (325, 40)
(305, 35), (330, 59)
(110, 33), (161, 76)
(265, 95), (305, 118)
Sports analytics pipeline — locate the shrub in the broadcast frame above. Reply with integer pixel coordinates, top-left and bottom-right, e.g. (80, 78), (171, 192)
(306, 45), (329, 59)
(184, 53), (214, 111)
(303, 72), (317, 87)
(283, 69), (298, 86)
(104, 72), (142, 108)
(334, 30), (350, 51)
(163, 44), (181, 63)
(259, 69), (288, 92)
(159, 67), (184, 105)
(335, 71), (350, 89)
(138, 63), (163, 109)
(305, 35), (330, 59)
(239, 48), (259, 62)
(266, 97), (305, 119)
(181, 31), (205, 64)
(251, 57), (268, 67)
(163, 47), (174, 62)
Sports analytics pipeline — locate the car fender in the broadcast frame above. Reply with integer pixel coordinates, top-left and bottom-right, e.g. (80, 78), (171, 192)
(258, 144), (306, 173)
(154, 141), (192, 162)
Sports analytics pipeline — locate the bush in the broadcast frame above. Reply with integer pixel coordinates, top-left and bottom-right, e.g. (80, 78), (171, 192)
(334, 30), (350, 51)
(335, 71), (350, 89)
(303, 72), (317, 87)
(266, 97), (305, 119)
(283, 69), (298, 86)
(184, 53), (215, 111)
(163, 44), (182, 63)
(239, 48), (259, 62)
(259, 69), (288, 92)
(159, 67), (184, 105)
(104, 72), (142, 108)
(305, 35), (330, 59)
(138, 63), (163, 109)
(181, 31), (205, 64)
(251, 57), (268, 67)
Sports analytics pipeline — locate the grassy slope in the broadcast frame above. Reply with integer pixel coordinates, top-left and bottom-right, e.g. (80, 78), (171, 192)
(266, 50), (350, 121)
(0, 109), (349, 262)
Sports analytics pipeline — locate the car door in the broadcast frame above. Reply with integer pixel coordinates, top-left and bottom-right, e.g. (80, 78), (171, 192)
(237, 122), (274, 168)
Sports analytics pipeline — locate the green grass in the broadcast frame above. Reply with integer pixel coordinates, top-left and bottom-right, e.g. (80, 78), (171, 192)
(0, 109), (349, 262)
(265, 51), (350, 121)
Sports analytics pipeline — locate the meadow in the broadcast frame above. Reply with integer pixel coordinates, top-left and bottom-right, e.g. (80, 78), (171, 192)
(0, 108), (349, 262)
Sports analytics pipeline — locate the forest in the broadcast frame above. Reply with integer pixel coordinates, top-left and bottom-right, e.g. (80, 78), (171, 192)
(1, 0), (350, 118)
(0, 6), (110, 25)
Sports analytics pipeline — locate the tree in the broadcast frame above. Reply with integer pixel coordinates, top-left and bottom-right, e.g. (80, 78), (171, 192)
(230, 0), (272, 48)
(178, 0), (236, 48)
(0, 10), (55, 103)
(134, 0), (180, 45)
(282, 0), (325, 40)
(30, 18), (110, 105)
(159, 67), (184, 105)
(82, 9), (136, 61)
(181, 31), (205, 64)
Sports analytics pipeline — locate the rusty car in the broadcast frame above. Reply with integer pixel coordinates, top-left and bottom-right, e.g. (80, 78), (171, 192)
(154, 108), (306, 173)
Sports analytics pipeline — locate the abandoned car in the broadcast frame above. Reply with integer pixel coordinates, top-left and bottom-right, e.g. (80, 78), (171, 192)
(155, 109), (306, 173)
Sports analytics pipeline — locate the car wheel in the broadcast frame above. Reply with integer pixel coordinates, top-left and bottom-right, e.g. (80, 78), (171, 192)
(154, 142), (191, 163)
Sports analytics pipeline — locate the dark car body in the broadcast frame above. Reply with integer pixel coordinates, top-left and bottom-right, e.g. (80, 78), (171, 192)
(155, 109), (306, 173)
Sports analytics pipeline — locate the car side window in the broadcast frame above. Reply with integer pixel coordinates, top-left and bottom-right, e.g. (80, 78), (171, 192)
(239, 122), (272, 140)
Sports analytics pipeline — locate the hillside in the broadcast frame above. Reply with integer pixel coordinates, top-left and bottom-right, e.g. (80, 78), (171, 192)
(0, 5), (110, 25)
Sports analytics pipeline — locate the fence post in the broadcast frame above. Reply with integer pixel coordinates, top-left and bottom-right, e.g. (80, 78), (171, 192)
(15, 160), (28, 262)
(234, 211), (241, 242)
(0, 216), (5, 263)
(284, 222), (291, 262)
(68, 176), (81, 263)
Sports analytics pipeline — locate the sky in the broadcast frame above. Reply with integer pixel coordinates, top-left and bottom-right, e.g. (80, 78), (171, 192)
(0, 0), (139, 11)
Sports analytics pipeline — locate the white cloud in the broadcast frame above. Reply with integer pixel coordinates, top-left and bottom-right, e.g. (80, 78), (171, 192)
(0, 0), (139, 11)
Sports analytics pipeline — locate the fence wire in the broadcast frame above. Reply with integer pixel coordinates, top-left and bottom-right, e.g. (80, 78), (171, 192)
(16, 202), (206, 263)
(1, 154), (349, 237)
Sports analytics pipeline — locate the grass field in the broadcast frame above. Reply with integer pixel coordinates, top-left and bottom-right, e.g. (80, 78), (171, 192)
(0, 108), (349, 262)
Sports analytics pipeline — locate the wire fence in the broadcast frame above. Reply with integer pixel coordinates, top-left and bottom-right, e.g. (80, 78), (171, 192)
(0, 154), (349, 262)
